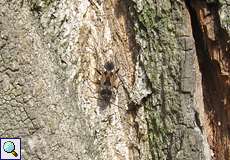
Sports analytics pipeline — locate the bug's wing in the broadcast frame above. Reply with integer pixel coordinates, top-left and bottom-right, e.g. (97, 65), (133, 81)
(111, 70), (120, 89)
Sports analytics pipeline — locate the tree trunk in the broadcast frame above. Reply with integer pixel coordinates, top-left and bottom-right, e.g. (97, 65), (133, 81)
(0, 0), (229, 159)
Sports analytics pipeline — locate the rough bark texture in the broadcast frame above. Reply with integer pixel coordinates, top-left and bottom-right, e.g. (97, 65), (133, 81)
(187, 0), (230, 159)
(0, 0), (229, 160)
(130, 1), (209, 159)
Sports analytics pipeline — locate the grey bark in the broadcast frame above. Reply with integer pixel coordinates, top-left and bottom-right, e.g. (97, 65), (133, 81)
(0, 0), (229, 160)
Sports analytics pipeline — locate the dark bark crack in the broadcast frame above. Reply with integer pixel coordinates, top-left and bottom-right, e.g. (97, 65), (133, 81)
(185, 0), (230, 159)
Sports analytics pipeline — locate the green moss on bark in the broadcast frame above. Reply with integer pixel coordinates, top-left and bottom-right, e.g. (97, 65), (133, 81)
(130, 0), (206, 159)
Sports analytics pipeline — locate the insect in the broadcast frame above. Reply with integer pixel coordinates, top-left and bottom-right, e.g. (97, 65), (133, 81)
(88, 62), (146, 135)
(94, 61), (120, 108)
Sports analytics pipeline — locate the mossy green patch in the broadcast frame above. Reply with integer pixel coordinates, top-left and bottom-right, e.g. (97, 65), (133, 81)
(131, 0), (187, 159)
(41, 0), (55, 6)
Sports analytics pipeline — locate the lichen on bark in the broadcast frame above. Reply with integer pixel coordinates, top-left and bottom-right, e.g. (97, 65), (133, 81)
(1, 0), (152, 159)
(129, 0), (214, 159)
(1, 0), (229, 159)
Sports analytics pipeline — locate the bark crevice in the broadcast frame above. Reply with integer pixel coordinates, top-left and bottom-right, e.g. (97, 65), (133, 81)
(185, 0), (230, 159)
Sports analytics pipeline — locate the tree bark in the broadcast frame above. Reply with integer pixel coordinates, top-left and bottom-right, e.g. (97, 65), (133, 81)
(0, 0), (229, 160)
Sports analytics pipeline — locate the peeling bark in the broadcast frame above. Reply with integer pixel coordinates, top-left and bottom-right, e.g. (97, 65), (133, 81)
(186, 0), (230, 159)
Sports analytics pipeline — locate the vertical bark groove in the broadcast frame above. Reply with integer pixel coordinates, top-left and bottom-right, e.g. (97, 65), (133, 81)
(185, 0), (230, 159)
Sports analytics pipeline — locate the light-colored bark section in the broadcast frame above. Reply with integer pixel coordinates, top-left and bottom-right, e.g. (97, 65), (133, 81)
(1, 0), (229, 159)
(0, 0), (150, 159)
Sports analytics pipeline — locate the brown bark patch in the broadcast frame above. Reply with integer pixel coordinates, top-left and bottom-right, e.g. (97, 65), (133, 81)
(186, 0), (230, 159)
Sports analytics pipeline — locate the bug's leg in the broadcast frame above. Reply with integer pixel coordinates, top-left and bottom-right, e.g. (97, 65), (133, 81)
(86, 76), (100, 88)
(114, 68), (119, 74)
(88, 68), (103, 85)
(95, 68), (102, 75)
(115, 78), (123, 90)
(115, 68), (129, 91)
